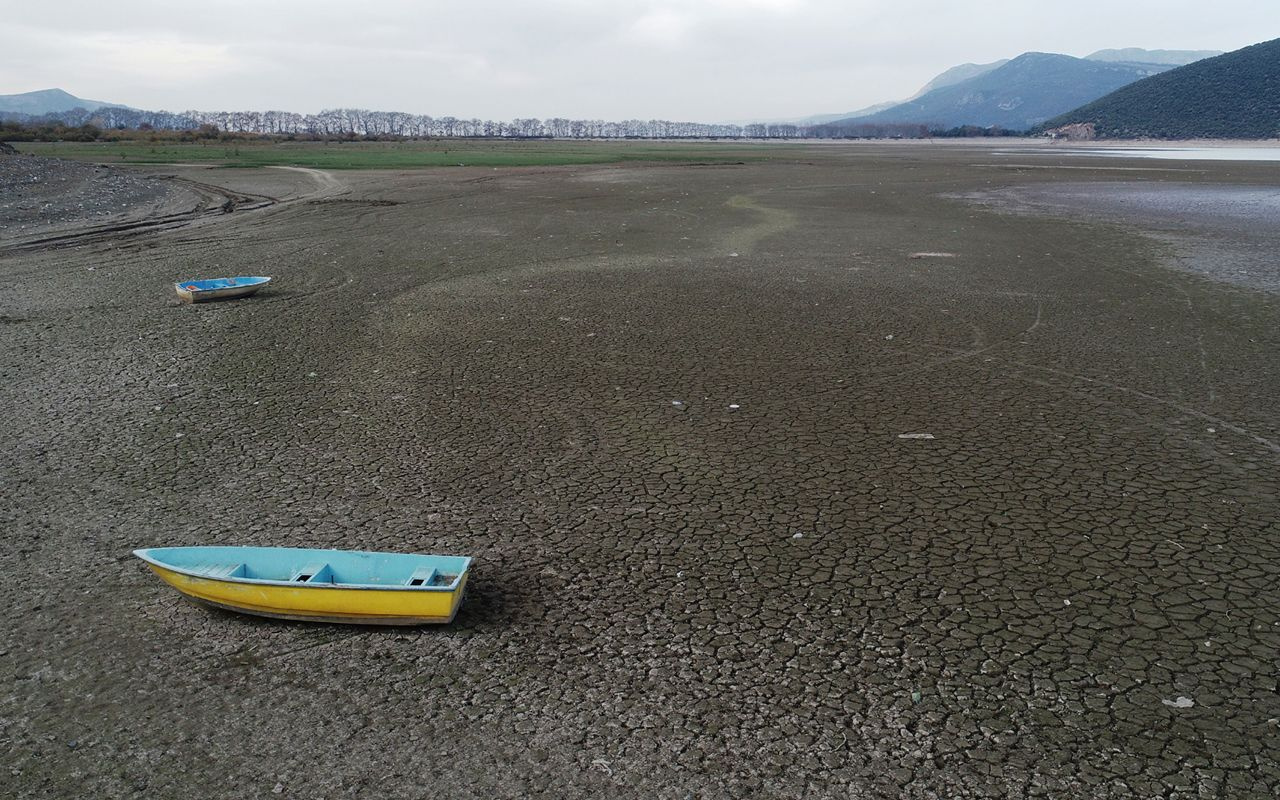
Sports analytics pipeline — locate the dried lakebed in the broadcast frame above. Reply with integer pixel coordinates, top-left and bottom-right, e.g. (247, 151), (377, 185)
(1, 143), (1278, 799)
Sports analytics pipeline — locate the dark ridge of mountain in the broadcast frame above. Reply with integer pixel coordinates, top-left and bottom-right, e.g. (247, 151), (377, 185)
(1085, 48), (1222, 66)
(838, 52), (1176, 131)
(0, 88), (128, 115)
(1040, 38), (1280, 139)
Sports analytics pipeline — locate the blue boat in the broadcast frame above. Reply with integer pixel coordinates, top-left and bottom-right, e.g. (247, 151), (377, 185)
(175, 276), (271, 303)
(135, 546), (472, 625)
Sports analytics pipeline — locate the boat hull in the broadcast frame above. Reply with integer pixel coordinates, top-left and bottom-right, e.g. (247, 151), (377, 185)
(136, 546), (471, 625)
(175, 276), (271, 303)
(190, 595), (466, 626)
(145, 563), (468, 625)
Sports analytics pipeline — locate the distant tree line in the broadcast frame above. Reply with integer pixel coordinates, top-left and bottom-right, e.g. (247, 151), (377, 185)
(929, 125), (1022, 138)
(1, 106), (1016, 141)
(1, 119), (227, 143)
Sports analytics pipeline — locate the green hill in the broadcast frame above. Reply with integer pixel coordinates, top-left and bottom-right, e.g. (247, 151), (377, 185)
(1039, 38), (1280, 139)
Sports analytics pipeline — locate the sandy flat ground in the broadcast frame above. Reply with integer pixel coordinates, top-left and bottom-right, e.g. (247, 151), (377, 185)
(1, 143), (1278, 799)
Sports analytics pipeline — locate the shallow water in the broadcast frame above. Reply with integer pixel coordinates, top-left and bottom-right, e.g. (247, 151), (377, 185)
(963, 181), (1280, 293)
(1014, 146), (1280, 162)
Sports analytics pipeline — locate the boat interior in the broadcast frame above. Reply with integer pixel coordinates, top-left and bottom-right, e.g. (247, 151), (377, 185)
(141, 547), (467, 590)
(188, 561), (458, 587)
(179, 276), (270, 291)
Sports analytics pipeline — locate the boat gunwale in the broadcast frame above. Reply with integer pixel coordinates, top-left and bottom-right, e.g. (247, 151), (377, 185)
(174, 276), (273, 291)
(133, 547), (471, 593)
(174, 276), (272, 303)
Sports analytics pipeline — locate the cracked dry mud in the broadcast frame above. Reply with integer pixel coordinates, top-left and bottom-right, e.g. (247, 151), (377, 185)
(1, 144), (1278, 799)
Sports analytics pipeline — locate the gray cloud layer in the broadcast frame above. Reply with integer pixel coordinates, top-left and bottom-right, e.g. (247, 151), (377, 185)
(4, 1), (1276, 121)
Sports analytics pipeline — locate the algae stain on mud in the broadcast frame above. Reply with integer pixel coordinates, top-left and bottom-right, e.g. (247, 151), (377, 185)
(722, 194), (796, 255)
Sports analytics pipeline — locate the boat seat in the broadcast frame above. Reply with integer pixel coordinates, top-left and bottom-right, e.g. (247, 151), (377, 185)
(195, 563), (246, 579)
(406, 567), (437, 587)
(290, 563), (334, 583)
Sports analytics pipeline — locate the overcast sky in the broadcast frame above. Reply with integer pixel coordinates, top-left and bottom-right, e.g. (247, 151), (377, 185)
(3, 1), (1277, 121)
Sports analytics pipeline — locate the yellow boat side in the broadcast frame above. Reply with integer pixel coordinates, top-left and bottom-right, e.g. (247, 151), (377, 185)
(146, 563), (467, 625)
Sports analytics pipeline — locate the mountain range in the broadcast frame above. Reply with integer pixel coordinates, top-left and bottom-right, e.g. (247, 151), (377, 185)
(1084, 48), (1223, 65)
(5, 44), (1262, 140)
(795, 59), (1010, 124)
(831, 48), (1220, 131)
(1039, 37), (1280, 139)
(0, 88), (128, 116)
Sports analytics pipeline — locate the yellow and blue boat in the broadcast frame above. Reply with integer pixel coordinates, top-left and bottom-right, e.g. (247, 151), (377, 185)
(134, 546), (471, 625)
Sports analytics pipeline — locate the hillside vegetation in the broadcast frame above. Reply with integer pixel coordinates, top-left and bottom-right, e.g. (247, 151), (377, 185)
(1040, 38), (1280, 139)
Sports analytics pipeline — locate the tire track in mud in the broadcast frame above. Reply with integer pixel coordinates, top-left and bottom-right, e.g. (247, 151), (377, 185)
(269, 165), (346, 199)
(0, 179), (272, 256)
(0, 166), (344, 257)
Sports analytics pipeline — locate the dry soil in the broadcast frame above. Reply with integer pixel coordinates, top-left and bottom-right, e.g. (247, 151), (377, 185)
(1, 143), (1278, 799)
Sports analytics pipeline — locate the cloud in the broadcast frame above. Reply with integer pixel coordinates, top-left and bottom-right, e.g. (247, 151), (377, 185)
(2, 1), (1277, 121)
(87, 34), (250, 85)
(0, 24), (254, 99)
(628, 10), (696, 46)
(707, 0), (804, 10)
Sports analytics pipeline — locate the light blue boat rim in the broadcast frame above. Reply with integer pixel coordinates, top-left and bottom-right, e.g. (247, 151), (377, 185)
(134, 546), (471, 592)
(175, 276), (272, 291)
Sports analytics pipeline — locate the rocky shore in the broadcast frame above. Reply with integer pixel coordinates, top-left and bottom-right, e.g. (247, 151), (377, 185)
(0, 147), (186, 239)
